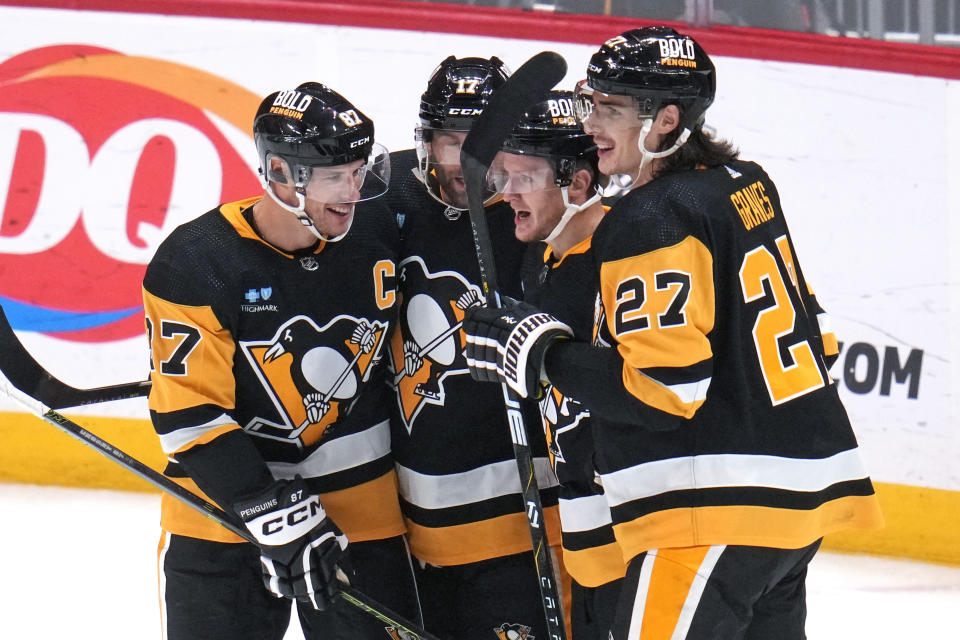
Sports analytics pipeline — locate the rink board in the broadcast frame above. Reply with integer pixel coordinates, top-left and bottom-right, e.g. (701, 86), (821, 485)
(0, 2), (959, 564)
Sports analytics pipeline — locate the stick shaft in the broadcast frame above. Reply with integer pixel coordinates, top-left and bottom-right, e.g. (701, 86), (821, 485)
(460, 50), (569, 640)
(30, 407), (438, 640)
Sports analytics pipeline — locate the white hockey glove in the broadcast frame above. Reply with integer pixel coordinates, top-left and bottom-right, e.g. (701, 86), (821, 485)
(464, 298), (572, 399)
(233, 476), (348, 611)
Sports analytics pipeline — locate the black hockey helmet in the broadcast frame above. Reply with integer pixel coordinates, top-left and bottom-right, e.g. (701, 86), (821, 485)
(253, 82), (389, 241)
(254, 81), (377, 176)
(583, 26), (715, 129)
(418, 56), (510, 132)
(500, 90), (598, 188)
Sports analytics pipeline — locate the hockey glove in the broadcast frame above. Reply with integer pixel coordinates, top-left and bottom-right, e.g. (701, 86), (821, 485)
(233, 476), (348, 611)
(463, 298), (572, 399)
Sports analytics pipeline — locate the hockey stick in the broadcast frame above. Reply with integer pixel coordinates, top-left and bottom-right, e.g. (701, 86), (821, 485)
(0, 356), (439, 640)
(460, 50), (569, 640)
(0, 304), (151, 409)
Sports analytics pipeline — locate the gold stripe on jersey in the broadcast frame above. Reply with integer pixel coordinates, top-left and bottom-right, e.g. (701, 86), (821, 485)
(162, 420), (238, 456)
(544, 234), (592, 267)
(563, 542), (627, 588)
(160, 470), (406, 543)
(821, 319), (839, 356)
(628, 546), (723, 640)
(144, 289), (237, 417)
(612, 495), (884, 561)
(160, 476), (245, 543)
(219, 196), (328, 257)
(405, 505), (561, 566)
(317, 470), (407, 542)
(600, 235), (714, 417)
(558, 494), (627, 586)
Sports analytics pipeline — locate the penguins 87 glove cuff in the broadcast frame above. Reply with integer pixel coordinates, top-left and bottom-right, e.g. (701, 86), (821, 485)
(463, 298), (572, 398)
(234, 475), (348, 611)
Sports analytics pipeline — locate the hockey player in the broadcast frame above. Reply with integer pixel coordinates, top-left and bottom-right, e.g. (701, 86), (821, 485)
(489, 90), (625, 640)
(380, 56), (564, 640)
(142, 82), (419, 640)
(464, 27), (884, 639)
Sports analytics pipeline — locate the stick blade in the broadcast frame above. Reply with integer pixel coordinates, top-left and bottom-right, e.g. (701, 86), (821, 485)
(0, 303), (151, 408)
(461, 50), (568, 169)
(0, 304), (50, 402)
(460, 51), (567, 299)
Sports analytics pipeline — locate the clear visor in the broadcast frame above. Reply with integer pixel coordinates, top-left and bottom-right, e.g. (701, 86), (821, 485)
(574, 80), (651, 132)
(486, 152), (556, 195)
(414, 126), (499, 208)
(268, 142), (390, 204)
(415, 126), (466, 166)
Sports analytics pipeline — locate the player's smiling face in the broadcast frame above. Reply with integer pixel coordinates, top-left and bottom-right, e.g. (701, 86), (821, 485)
(582, 92), (646, 176)
(268, 157), (364, 239)
(302, 159), (366, 237)
(499, 153), (564, 243)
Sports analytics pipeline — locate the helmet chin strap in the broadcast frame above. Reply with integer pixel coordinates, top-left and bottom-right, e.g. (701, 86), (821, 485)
(544, 186), (603, 245)
(603, 119), (692, 195)
(263, 181), (352, 243)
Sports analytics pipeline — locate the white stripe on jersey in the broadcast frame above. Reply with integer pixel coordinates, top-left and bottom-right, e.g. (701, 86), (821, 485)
(397, 457), (558, 510)
(634, 367), (711, 406)
(603, 447), (870, 507)
(626, 549), (658, 640)
(157, 413), (236, 454)
(558, 493), (613, 533)
(266, 419), (390, 479)
(671, 545), (726, 639)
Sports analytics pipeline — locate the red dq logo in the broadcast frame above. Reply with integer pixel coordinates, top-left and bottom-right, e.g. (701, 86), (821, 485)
(0, 44), (262, 341)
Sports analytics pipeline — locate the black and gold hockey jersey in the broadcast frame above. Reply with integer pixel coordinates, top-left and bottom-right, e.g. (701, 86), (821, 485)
(383, 149), (560, 565)
(544, 160), (883, 562)
(143, 196), (404, 544)
(522, 237), (626, 588)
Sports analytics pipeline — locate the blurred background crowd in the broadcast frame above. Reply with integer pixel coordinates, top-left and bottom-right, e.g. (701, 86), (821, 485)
(414, 0), (960, 47)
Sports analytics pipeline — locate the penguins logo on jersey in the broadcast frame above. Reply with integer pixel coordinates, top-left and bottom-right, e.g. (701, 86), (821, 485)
(390, 256), (484, 433)
(240, 314), (387, 448)
(540, 385), (589, 473)
(494, 623), (534, 640)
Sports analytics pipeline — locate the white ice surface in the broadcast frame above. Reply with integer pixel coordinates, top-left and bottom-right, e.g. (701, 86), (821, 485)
(0, 483), (957, 639)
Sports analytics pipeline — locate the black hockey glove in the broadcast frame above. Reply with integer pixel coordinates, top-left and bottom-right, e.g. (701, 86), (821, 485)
(463, 298), (572, 399)
(233, 476), (348, 611)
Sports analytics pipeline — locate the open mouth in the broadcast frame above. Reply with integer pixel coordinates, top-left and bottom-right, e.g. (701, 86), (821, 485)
(595, 141), (614, 157)
(327, 204), (352, 218)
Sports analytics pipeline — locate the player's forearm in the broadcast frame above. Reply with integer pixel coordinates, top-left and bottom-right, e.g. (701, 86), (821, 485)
(175, 430), (275, 510)
(543, 341), (688, 431)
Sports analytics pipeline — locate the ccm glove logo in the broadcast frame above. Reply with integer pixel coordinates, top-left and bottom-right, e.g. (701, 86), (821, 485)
(236, 480), (329, 547)
(256, 497), (326, 539)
